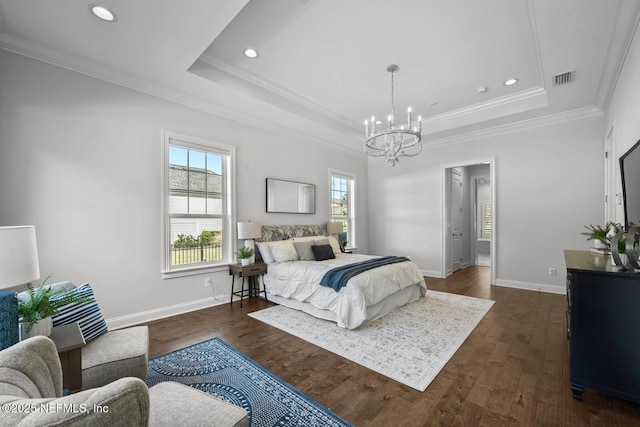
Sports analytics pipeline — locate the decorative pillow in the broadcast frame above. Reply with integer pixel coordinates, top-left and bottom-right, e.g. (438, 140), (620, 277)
(327, 235), (342, 254)
(270, 240), (299, 262)
(17, 281), (76, 304)
(294, 241), (315, 261)
(312, 238), (330, 247)
(311, 244), (336, 261)
(256, 242), (275, 264)
(51, 283), (108, 342)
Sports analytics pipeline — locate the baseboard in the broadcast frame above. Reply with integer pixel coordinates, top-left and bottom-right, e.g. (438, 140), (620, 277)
(106, 295), (230, 330)
(105, 276), (564, 329)
(421, 269), (442, 278)
(494, 279), (566, 295)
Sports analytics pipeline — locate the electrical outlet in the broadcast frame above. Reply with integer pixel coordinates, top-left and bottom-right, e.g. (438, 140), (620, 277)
(548, 268), (556, 276)
(204, 278), (212, 287)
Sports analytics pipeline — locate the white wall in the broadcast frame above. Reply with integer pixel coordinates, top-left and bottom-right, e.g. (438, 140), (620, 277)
(0, 49), (368, 326)
(606, 21), (640, 226)
(367, 115), (605, 294)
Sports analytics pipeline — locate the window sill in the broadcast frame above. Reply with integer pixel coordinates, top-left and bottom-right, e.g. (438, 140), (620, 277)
(162, 263), (231, 279)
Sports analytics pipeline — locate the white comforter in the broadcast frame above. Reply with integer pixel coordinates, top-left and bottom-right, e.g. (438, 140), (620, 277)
(263, 253), (426, 329)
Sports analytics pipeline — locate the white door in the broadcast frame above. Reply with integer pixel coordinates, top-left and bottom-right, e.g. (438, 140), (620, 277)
(451, 170), (463, 272)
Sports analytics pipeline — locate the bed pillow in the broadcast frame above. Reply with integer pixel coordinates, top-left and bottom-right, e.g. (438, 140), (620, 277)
(50, 283), (108, 342)
(293, 241), (315, 261)
(270, 240), (299, 262)
(256, 242), (275, 264)
(327, 235), (342, 254)
(312, 244), (336, 261)
(312, 238), (330, 247)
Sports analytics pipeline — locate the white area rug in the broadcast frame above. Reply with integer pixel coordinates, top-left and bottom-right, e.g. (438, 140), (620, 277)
(249, 290), (495, 391)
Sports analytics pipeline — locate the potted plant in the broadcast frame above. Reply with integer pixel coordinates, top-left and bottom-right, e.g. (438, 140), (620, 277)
(581, 222), (624, 252)
(18, 275), (89, 338)
(237, 246), (255, 266)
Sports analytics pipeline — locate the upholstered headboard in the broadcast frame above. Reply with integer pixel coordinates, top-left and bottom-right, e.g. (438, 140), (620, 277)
(258, 224), (327, 242)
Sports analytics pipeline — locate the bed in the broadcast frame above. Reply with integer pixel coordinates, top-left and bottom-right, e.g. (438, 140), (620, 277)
(256, 225), (427, 329)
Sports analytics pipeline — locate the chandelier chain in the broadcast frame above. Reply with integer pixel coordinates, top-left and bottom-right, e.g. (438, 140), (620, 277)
(390, 69), (396, 123)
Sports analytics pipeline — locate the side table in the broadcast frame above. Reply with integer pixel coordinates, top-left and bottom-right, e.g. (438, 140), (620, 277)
(229, 263), (268, 307)
(49, 323), (86, 393)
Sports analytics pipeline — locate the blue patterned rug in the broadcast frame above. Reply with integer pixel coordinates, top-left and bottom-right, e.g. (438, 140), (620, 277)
(146, 337), (351, 427)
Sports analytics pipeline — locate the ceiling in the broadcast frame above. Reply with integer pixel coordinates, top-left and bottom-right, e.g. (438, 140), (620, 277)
(1, 0), (639, 156)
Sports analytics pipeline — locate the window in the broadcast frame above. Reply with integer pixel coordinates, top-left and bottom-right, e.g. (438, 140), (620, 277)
(476, 177), (491, 240)
(481, 202), (492, 239)
(329, 170), (356, 249)
(162, 131), (235, 274)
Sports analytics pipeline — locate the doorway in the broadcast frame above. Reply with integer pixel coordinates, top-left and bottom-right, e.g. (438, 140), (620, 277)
(441, 159), (496, 285)
(450, 169), (463, 273)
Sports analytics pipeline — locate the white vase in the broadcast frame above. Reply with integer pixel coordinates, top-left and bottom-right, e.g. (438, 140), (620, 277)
(241, 258), (250, 266)
(19, 316), (53, 340)
(611, 252), (628, 268)
(594, 240), (608, 250)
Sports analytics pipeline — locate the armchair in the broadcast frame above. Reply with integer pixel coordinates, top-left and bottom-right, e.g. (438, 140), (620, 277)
(0, 336), (249, 426)
(17, 280), (149, 390)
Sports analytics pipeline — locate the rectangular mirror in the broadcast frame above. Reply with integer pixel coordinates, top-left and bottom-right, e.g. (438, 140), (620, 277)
(266, 178), (315, 213)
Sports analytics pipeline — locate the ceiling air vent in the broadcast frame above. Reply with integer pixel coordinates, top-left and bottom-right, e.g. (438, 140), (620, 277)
(553, 70), (575, 86)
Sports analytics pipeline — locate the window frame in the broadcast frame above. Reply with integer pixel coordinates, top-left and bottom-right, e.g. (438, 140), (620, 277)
(329, 169), (356, 250)
(161, 130), (236, 277)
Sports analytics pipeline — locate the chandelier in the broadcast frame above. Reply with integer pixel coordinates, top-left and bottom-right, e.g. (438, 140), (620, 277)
(364, 64), (422, 166)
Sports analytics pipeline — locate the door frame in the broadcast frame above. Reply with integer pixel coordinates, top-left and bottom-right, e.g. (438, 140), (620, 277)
(441, 157), (496, 285)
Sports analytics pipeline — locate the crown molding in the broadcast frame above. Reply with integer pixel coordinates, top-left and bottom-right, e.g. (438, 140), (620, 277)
(596, 1), (640, 113)
(421, 86), (548, 135)
(198, 54), (551, 140)
(198, 54), (361, 134)
(525, 0), (547, 91)
(0, 6), (6, 34)
(423, 105), (604, 149)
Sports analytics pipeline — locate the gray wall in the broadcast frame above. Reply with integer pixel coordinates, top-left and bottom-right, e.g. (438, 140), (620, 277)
(0, 49), (368, 327)
(367, 115), (605, 294)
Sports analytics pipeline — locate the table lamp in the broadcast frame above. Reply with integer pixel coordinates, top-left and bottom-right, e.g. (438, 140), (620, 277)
(0, 225), (40, 349)
(237, 221), (262, 264)
(326, 221), (343, 236)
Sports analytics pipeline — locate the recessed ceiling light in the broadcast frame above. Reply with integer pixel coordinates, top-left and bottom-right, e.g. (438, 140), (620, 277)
(243, 48), (259, 59)
(504, 78), (519, 86)
(375, 120), (383, 125)
(90, 5), (117, 22)
(477, 86), (488, 94)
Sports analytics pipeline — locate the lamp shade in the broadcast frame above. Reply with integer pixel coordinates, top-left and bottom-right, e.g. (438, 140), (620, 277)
(237, 221), (262, 240)
(326, 221), (343, 235)
(0, 226), (40, 289)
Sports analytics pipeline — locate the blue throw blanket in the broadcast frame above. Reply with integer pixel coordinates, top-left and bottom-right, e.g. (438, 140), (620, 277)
(319, 256), (410, 291)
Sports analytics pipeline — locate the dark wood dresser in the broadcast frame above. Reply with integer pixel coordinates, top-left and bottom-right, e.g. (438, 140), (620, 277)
(564, 250), (640, 403)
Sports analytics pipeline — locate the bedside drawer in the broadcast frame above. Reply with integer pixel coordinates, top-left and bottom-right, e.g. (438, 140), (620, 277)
(243, 264), (267, 275)
(229, 262), (268, 277)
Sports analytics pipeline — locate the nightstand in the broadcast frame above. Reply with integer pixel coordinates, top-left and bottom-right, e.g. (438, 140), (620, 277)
(229, 263), (268, 307)
(49, 322), (86, 393)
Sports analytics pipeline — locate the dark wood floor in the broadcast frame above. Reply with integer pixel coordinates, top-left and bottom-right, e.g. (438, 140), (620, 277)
(142, 266), (640, 426)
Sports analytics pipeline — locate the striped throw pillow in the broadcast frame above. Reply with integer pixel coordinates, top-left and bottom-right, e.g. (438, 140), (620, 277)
(51, 283), (108, 342)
